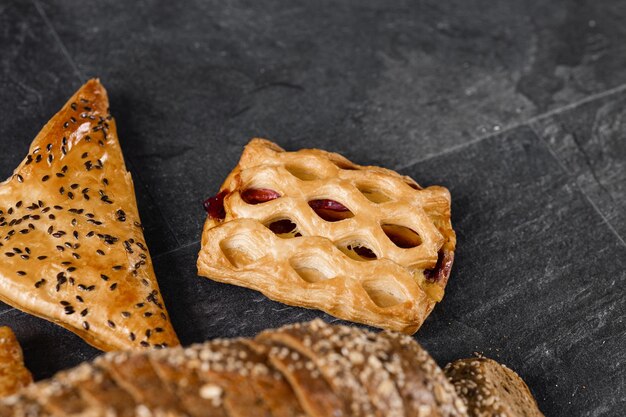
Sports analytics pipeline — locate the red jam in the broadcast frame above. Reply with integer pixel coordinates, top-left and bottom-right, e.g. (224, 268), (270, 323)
(203, 190), (228, 220)
(308, 199), (353, 222)
(424, 249), (454, 284)
(241, 188), (281, 204)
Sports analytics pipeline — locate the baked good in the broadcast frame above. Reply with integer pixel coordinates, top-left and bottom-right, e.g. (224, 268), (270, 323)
(0, 79), (179, 351)
(258, 320), (467, 417)
(197, 139), (456, 333)
(444, 357), (545, 417)
(0, 327), (32, 397)
(0, 319), (471, 416)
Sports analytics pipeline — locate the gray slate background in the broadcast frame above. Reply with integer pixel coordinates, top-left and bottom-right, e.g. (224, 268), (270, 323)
(1, 1), (625, 415)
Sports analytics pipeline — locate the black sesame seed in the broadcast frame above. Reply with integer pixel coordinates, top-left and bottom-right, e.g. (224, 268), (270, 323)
(96, 249), (105, 256)
(4, 253), (14, 257)
(140, 341), (149, 347)
(83, 321), (90, 330)
(121, 311), (130, 318)
(41, 175), (50, 182)
(15, 174), (23, 183)
(67, 266), (76, 272)
(34, 279), (46, 288)
(60, 301), (70, 306)
(17, 271), (26, 276)
(129, 332), (136, 341)
(100, 274), (109, 281)
(107, 320), (115, 328)
(109, 283), (117, 290)
(16, 201), (22, 208)
(37, 255), (47, 260)
(76, 295), (84, 303)
(80, 308), (88, 316)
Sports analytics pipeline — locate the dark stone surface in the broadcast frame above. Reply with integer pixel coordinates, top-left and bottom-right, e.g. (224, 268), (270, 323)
(0, 0), (625, 416)
(532, 92), (626, 242)
(38, 0), (626, 246)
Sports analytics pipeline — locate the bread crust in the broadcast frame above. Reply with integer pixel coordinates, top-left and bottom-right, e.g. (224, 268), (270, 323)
(444, 357), (545, 417)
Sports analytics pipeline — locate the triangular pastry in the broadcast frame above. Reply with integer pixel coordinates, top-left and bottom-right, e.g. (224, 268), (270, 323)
(198, 139), (455, 333)
(0, 327), (32, 397)
(0, 79), (179, 351)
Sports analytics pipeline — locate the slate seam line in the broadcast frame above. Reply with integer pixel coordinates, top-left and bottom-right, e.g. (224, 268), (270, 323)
(152, 239), (200, 261)
(528, 124), (626, 249)
(31, 0), (85, 83)
(569, 132), (617, 206)
(395, 82), (626, 172)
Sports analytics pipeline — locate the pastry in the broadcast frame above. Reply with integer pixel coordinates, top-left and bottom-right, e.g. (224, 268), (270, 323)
(0, 79), (179, 351)
(0, 319), (474, 416)
(0, 327), (32, 397)
(197, 139), (456, 333)
(444, 357), (545, 417)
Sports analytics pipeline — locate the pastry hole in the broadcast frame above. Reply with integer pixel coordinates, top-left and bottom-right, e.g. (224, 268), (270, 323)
(265, 219), (302, 239)
(241, 188), (281, 204)
(381, 224), (422, 248)
(357, 186), (391, 203)
(289, 256), (334, 283)
(219, 235), (262, 268)
(337, 242), (377, 261)
(285, 164), (320, 181)
(308, 199), (354, 222)
(362, 278), (405, 308)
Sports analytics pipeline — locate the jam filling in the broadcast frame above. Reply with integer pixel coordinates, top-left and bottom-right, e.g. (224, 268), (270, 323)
(241, 188), (281, 204)
(203, 190), (228, 220)
(308, 199), (353, 222)
(424, 249), (454, 283)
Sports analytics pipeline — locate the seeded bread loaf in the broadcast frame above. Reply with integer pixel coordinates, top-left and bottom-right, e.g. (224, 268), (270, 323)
(0, 327), (32, 397)
(444, 358), (545, 417)
(0, 319), (472, 417)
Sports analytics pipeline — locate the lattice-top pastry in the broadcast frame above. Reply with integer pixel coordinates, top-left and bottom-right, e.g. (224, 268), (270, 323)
(198, 139), (456, 333)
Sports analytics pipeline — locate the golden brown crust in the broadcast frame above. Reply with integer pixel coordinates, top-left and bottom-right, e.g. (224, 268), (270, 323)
(0, 321), (483, 417)
(258, 319), (405, 417)
(0, 327), (32, 398)
(444, 358), (545, 417)
(379, 331), (467, 417)
(197, 139), (456, 334)
(0, 79), (179, 351)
